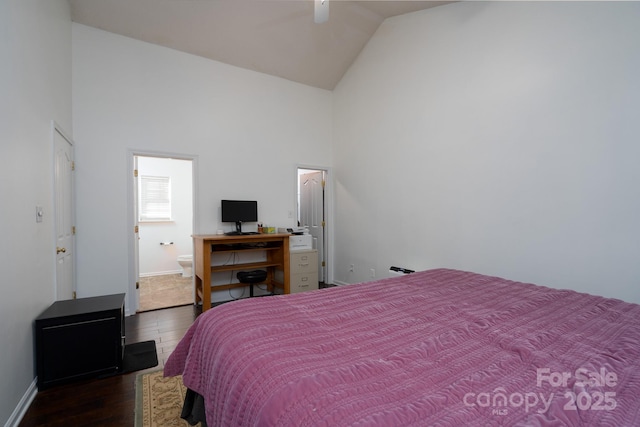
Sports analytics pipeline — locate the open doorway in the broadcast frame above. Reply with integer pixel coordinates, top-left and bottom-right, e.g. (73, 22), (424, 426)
(297, 167), (329, 284)
(135, 155), (194, 312)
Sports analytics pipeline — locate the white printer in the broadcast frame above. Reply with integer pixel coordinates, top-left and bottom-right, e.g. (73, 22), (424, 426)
(289, 234), (312, 251)
(278, 228), (313, 251)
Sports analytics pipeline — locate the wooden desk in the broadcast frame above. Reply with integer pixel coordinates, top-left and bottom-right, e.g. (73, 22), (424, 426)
(193, 233), (290, 311)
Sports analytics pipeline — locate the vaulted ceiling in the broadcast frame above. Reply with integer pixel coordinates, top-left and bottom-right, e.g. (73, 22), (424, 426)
(69, 0), (451, 90)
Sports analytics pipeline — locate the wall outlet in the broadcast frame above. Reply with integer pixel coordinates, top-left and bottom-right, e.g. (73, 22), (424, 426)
(370, 268), (376, 278)
(349, 264), (354, 272)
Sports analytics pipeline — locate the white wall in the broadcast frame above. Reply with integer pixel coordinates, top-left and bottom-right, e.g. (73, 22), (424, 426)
(137, 157), (193, 276)
(0, 0), (72, 424)
(72, 24), (333, 307)
(333, 2), (640, 303)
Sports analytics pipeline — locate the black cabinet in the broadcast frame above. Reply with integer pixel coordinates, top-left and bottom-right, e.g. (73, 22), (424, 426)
(35, 293), (125, 390)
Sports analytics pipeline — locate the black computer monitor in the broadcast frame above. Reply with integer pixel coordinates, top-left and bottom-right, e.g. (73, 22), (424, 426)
(221, 200), (258, 234)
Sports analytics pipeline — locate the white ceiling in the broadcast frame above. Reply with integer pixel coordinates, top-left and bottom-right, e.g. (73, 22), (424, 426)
(69, 0), (451, 90)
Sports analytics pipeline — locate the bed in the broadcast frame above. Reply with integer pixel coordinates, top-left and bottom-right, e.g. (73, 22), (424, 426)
(164, 268), (640, 426)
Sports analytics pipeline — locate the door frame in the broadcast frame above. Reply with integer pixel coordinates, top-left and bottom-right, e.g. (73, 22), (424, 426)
(127, 149), (199, 314)
(295, 164), (334, 285)
(52, 121), (76, 300)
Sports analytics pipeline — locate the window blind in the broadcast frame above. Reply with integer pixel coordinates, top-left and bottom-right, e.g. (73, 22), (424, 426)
(139, 175), (171, 221)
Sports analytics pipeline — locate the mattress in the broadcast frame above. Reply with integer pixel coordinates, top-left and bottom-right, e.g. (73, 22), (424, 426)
(164, 268), (640, 426)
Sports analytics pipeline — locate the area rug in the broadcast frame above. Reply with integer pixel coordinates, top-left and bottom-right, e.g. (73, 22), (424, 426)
(135, 369), (201, 427)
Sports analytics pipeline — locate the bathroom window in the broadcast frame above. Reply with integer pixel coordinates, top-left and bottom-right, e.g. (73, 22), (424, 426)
(139, 175), (172, 221)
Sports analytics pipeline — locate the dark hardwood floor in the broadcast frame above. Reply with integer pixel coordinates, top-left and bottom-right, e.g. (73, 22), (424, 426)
(19, 304), (201, 427)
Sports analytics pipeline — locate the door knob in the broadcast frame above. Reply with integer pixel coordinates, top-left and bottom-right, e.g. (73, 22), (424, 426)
(57, 247), (66, 254)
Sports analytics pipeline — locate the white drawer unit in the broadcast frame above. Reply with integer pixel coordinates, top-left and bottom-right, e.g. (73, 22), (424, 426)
(290, 250), (318, 293)
(291, 250), (318, 274)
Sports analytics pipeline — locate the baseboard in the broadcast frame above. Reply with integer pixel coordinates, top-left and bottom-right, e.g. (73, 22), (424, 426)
(4, 378), (37, 427)
(332, 280), (348, 286)
(139, 270), (182, 278)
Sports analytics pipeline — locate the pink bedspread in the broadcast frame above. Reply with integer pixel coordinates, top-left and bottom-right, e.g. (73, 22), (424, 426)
(165, 269), (640, 426)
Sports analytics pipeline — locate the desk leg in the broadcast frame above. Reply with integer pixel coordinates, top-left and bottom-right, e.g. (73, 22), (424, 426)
(194, 275), (202, 305)
(202, 276), (211, 310)
(283, 242), (290, 294)
(194, 237), (212, 311)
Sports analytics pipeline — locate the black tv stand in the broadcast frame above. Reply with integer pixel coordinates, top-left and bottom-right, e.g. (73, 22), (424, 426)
(35, 294), (125, 390)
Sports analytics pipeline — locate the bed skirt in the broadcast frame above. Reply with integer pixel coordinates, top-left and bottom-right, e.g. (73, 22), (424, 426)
(181, 388), (208, 427)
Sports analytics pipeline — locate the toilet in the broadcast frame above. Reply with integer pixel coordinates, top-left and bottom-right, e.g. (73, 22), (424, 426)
(177, 255), (193, 278)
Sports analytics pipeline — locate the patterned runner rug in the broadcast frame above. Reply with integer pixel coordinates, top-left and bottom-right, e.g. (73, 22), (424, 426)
(135, 369), (201, 427)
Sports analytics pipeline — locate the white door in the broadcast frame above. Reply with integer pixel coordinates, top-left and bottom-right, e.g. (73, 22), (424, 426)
(133, 155), (141, 310)
(299, 170), (326, 281)
(53, 125), (75, 300)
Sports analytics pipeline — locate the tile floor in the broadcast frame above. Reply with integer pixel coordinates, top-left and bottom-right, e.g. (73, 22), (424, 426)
(138, 275), (333, 312)
(138, 273), (193, 312)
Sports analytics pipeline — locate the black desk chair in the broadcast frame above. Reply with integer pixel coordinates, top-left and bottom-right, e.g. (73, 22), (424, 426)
(236, 270), (268, 298)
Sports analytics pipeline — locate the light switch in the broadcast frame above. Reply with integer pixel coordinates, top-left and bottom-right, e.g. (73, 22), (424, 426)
(36, 206), (44, 223)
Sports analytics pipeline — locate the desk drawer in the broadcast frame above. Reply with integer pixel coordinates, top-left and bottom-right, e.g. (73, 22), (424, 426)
(290, 272), (318, 294)
(290, 250), (317, 274)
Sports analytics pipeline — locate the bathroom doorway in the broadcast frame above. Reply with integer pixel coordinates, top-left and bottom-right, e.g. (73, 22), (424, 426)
(133, 154), (195, 312)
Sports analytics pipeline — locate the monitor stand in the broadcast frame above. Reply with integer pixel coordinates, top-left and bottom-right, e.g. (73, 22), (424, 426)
(224, 222), (259, 236)
(225, 222), (246, 236)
